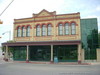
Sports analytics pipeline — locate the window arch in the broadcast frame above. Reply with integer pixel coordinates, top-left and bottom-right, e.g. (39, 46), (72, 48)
(22, 26), (25, 37)
(42, 25), (46, 36)
(58, 23), (63, 35)
(36, 25), (40, 36)
(17, 27), (21, 37)
(26, 26), (30, 37)
(47, 24), (52, 36)
(71, 23), (76, 34)
(65, 23), (69, 35)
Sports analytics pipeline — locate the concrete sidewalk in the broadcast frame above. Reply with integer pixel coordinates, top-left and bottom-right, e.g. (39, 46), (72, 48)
(90, 62), (100, 65)
(82, 61), (100, 65)
(0, 59), (13, 64)
(0, 56), (13, 64)
(13, 61), (100, 65)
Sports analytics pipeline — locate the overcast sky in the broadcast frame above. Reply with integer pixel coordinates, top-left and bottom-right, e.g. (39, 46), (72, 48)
(0, 0), (100, 46)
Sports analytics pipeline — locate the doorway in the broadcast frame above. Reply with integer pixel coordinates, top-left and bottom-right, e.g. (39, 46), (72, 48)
(54, 45), (78, 62)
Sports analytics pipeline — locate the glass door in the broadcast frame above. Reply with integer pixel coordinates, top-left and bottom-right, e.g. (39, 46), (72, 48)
(54, 45), (78, 62)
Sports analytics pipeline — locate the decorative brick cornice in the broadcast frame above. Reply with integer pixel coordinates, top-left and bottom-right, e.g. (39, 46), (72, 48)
(33, 9), (56, 17)
(14, 17), (80, 24)
(57, 12), (80, 16)
(14, 10), (80, 24)
(14, 20), (33, 24)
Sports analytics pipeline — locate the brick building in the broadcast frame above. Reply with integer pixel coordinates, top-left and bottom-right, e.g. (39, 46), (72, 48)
(2, 9), (98, 63)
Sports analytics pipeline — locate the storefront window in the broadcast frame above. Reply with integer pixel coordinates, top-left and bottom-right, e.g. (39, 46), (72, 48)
(13, 47), (26, 60)
(30, 46), (51, 61)
(54, 45), (77, 62)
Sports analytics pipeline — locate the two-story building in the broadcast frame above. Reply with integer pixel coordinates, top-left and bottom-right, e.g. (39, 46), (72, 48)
(2, 9), (98, 63)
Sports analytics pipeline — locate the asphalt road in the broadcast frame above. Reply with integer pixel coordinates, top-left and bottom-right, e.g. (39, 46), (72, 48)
(0, 63), (100, 75)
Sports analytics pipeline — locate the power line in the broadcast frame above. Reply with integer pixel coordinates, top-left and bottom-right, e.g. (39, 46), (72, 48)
(0, 0), (14, 16)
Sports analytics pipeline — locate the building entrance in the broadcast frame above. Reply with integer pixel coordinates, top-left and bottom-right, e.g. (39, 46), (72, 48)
(30, 45), (78, 62)
(30, 46), (51, 61)
(54, 45), (78, 62)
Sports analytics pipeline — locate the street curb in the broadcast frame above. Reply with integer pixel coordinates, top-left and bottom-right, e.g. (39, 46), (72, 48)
(13, 61), (92, 65)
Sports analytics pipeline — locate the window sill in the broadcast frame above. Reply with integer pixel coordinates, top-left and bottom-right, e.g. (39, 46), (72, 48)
(15, 36), (31, 38)
(35, 35), (53, 37)
(56, 34), (77, 36)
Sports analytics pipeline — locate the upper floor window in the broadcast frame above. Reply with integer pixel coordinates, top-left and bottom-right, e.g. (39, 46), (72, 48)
(42, 25), (46, 36)
(58, 23), (63, 35)
(71, 23), (76, 34)
(36, 25), (40, 36)
(26, 26), (30, 37)
(47, 24), (52, 36)
(22, 26), (25, 37)
(17, 27), (21, 37)
(65, 23), (69, 35)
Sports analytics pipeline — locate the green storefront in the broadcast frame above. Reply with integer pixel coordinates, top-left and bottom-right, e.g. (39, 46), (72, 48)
(10, 45), (78, 62)
(2, 40), (80, 62)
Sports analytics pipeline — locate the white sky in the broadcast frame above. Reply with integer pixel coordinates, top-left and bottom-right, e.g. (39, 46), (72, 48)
(0, 0), (100, 46)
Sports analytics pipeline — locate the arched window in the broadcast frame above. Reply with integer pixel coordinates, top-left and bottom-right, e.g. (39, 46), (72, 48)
(71, 23), (76, 34)
(26, 26), (30, 37)
(36, 25), (40, 36)
(65, 23), (69, 35)
(22, 26), (25, 37)
(47, 24), (52, 36)
(42, 25), (46, 36)
(17, 27), (21, 37)
(58, 23), (63, 35)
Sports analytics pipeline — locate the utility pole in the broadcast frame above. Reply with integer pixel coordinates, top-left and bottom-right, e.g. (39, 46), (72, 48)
(0, 0), (14, 38)
(0, 0), (14, 24)
(0, 0), (14, 16)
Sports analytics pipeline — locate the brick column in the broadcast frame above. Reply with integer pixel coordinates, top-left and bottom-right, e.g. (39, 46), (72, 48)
(51, 45), (53, 63)
(78, 44), (82, 64)
(26, 45), (29, 63)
